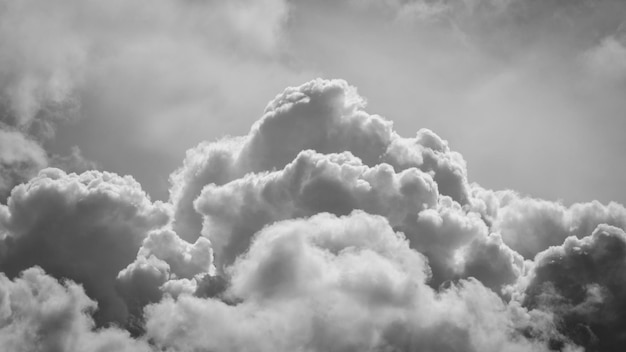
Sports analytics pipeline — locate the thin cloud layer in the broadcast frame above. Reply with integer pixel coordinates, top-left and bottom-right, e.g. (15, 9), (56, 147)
(0, 78), (625, 351)
(471, 187), (626, 258)
(0, 0), (288, 126)
(0, 130), (47, 200)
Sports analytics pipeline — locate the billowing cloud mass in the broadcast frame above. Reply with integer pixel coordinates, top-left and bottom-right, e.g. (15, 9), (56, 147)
(171, 79), (469, 243)
(1, 1), (626, 348)
(0, 168), (169, 326)
(1, 77), (625, 351)
(145, 212), (566, 352)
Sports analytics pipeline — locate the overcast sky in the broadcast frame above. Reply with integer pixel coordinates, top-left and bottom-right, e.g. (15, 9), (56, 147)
(1, 1), (626, 352)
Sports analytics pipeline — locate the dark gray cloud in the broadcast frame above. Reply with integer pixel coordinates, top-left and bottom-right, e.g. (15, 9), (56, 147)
(194, 149), (438, 270)
(0, 129), (47, 200)
(518, 225), (626, 351)
(471, 187), (626, 258)
(0, 267), (152, 352)
(0, 168), (169, 326)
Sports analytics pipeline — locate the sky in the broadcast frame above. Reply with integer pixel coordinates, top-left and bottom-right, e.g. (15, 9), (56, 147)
(1, 0), (626, 351)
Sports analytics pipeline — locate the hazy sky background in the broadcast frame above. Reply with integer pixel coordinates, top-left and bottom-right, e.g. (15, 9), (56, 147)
(1, 0), (621, 204)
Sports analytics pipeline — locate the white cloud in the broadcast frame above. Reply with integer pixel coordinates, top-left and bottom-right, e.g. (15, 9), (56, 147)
(171, 79), (469, 243)
(145, 211), (574, 352)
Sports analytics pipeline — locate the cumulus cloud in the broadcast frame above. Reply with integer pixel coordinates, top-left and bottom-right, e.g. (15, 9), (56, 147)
(145, 211), (574, 352)
(0, 168), (169, 326)
(0, 0), (289, 126)
(471, 187), (626, 258)
(117, 227), (214, 324)
(518, 225), (626, 351)
(191, 144), (520, 290)
(1, 76), (625, 351)
(0, 129), (96, 203)
(157, 78), (626, 351)
(194, 149), (438, 269)
(171, 79), (469, 242)
(0, 267), (152, 352)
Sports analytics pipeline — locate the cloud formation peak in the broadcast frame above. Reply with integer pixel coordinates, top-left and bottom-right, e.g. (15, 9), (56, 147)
(0, 78), (624, 352)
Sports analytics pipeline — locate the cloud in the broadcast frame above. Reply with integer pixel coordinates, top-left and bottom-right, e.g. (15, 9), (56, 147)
(171, 79), (469, 242)
(518, 225), (626, 351)
(191, 143), (521, 289)
(0, 267), (152, 352)
(1, 76), (625, 350)
(0, 0), (305, 202)
(405, 197), (525, 290)
(157, 78), (626, 350)
(144, 211), (575, 352)
(0, 0), (289, 126)
(473, 189), (626, 258)
(0, 129), (96, 204)
(194, 149), (438, 270)
(116, 227), (214, 325)
(0, 0), (624, 348)
(0, 129), (47, 200)
(0, 168), (169, 326)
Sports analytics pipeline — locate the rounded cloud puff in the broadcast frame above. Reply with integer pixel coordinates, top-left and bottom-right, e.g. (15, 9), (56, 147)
(146, 211), (573, 352)
(170, 79), (470, 243)
(0, 168), (169, 325)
